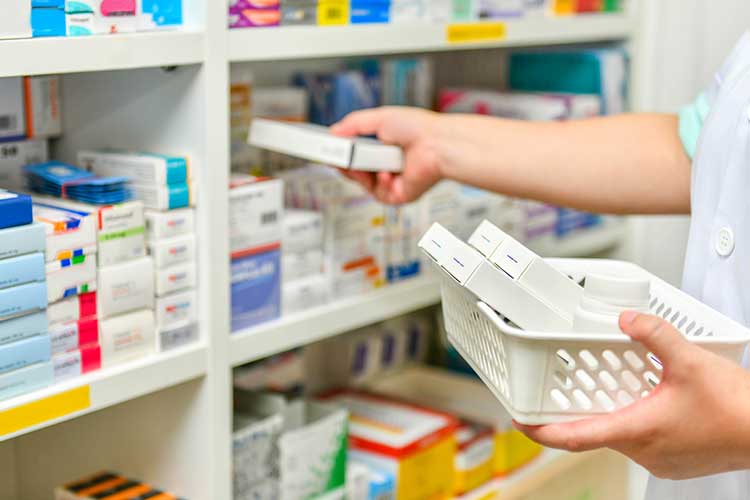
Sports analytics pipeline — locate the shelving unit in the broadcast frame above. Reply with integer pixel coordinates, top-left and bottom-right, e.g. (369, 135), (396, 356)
(230, 276), (441, 366)
(229, 13), (634, 62)
(0, 2), (652, 498)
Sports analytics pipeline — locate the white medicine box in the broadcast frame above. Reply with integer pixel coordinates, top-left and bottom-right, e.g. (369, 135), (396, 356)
(0, 3), (31, 40)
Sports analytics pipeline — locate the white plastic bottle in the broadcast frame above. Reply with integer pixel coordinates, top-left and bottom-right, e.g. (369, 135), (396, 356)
(573, 273), (651, 334)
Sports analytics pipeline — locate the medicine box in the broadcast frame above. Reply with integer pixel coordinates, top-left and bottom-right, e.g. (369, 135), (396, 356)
(420, 222), (581, 332)
(145, 208), (195, 241)
(453, 422), (495, 495)
(0, 77), (26, 141)
(155, 260), (197, 297)
(131, 181), (197, 211)
(147, 233), (196, 269)
(155, 289), (198, 330)
(98, 11), (139, 33)
(49, 317), (98, 355)
(278, 399), (349, 500)
(79, 150), (190, 186)
(0, 2), (32, 40)
(157, 320), (199, 352)
(0, 191), (33, 229)
(35, 198), (146, 266)
(31, 7), (67, 37)
(231, 248), (281, 332)
(24, 76), (63, 139)
(324, 391), (458, 500)
(47, 291), (97, 325)
(282, 249), (324, 282)
(97, 257), (155, 318)
(0, 139), (49, 191)
(33, 202), (97, 262)
(0, 335), (51, 374)
(367, 365), (543, 478)
(0, 311), (48, 346)
(0, 282), (47, 321)
(45, 254), (97, 304)
(53, 343), (101, 382)
(249, 118), (403, 172)
(230, 176), (284, 255)
(0, 253), (45, 290)
(0, 222), (45, 262)
(139, 0), (184, 29)
(66, 12), (100, 36)
(99, 309), (155, 367)
(0, 362), (53, 402)
(283, 209), (323, 253)
(282, 274), (330, 316)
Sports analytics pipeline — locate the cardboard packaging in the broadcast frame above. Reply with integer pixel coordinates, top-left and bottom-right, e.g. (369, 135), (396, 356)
(0, 282), (48, 321)
(33, 201), (98, 262)
(0, 311), (48, 346)
(145, 208), (195, 241)
(0, 334), (52, 374)
(0, 252), (46, 290)
(155, 289), (197, 329)
(98, 309), (155, 366)
(147, 233), (196, 269)
(0, 362), (53, 402)
(155, 260), (196, 297)
(1, 2), (32, 39)
(52, 343), (101, 382)
(24, 76), (63, 139)
(50, 317), (99, 355)
(0, 222), (46, 261)
(249, 118), (403, 172)
(45, 254), (98, 304)
(0, 139), (49, 191)
(0, 191), (33, 229)
(47, 291), (97, 325)
(325, 391), (458, 500)
(157, 320), (199, 352)
(231, 248), (281, 331)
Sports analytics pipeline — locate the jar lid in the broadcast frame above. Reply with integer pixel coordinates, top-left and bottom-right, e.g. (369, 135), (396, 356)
(583, 273), (650, 308)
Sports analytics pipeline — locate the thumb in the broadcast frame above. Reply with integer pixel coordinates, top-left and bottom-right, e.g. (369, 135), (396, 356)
(619, 312), (693, 371)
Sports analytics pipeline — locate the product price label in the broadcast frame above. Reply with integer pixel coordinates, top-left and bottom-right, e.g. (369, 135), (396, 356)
(0, 386), (91, 436)
(446, 22), (507, 44)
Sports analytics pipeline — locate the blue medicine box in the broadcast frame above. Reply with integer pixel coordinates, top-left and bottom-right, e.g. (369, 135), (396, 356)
(31, 7), (67, 37)
(0, 335), (52, 375)
(0, 282), (48, 321)
(0, 191), (33, 230)
(0, 362), (53, 402)
(0, 312), (48, 346)
(350, 1), (391, 24)
(0, 253), (46, 290)
(32, 0), (65, 7)
(231, 248), (281, 332)
(141, 0), (183, 27)
(0, 223), (46, 261)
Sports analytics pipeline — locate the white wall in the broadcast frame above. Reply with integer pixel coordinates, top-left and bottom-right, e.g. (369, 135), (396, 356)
(629, 3), (750, 498)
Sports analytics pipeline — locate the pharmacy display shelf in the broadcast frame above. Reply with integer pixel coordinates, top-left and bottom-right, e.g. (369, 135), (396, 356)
(529, 220), (628, 258)
(229, 13), (634, 63)
(457, 449), (604, 500)
(0, 343), (207, 442)
(230, 275), (441, 367)
(0, 31), (204, 78)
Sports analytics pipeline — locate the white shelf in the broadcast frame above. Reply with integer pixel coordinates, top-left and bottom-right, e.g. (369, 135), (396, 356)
(458, 449), (603, 500)
(529, 220), (628, 258)
(229, 14), (634, 62)
(0, 31), (204, 78)
(230, 276), (440, 366)
(0, 343), (207, 442)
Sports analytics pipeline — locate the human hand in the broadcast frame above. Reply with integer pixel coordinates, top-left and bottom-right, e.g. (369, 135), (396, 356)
(331, 106), (444, 205)
(515, 312), (750, 480)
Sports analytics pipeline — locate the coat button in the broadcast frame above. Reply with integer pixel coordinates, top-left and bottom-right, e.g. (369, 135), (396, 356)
(715, 227), (735, 257)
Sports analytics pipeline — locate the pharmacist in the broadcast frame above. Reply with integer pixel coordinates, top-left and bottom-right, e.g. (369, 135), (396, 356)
(333, 32), (750, 500)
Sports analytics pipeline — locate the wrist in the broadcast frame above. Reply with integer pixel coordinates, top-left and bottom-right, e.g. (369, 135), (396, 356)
(428, 113), (460, 180)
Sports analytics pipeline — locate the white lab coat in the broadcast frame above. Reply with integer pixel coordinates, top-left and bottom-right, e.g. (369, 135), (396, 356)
(645, 31), (750, 500)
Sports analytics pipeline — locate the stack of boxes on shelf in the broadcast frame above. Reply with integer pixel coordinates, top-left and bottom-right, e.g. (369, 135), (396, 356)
(80, 151), (199, 352)
(0, 191), (52, 401)
(281, 209), (329, 315)
(230, 173), (284, 332)
(27, 0), (183, 38)
(34, 201), (102, 382)
(35, 196), (157, 370)
(228, 0), (625, 29)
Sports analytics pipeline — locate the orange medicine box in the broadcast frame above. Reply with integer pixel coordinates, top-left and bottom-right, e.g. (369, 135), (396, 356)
(55, 471), (183, 500)
(323, 391), (458, 500)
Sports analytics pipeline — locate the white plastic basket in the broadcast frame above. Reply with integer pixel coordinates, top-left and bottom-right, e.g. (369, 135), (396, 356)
(439, 258), (750, 425)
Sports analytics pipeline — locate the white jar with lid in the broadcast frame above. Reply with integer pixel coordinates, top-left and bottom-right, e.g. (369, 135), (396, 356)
(573, 273), (651, 334)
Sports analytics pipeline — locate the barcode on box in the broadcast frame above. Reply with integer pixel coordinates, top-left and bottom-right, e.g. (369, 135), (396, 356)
(0, 115), (17, 131)
(261, 211), (278, 225)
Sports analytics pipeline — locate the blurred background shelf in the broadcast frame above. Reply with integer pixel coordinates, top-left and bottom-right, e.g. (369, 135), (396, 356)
(230, 276), (440, 366)
(0, 31), (204, 78)
(229, 14), (634, 62)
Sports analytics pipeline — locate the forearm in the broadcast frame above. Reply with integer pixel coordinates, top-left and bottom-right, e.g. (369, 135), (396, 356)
(432, 113), (691, 215)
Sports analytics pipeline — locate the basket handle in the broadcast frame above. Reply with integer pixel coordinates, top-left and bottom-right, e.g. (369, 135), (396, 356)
(476, 300), (507, 329)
